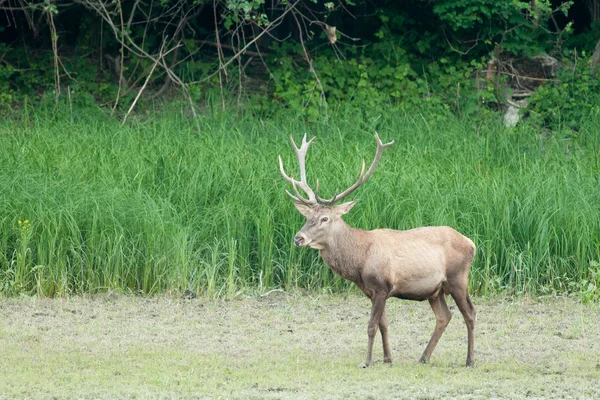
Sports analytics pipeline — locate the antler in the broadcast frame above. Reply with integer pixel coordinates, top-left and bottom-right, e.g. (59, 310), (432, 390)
(278, 133), (318, 206)
(278, 132), (394, 206)
(316, 132), (394, 205)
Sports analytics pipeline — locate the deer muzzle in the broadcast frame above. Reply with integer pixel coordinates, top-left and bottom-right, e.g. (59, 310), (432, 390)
(294, 233), (307, 247)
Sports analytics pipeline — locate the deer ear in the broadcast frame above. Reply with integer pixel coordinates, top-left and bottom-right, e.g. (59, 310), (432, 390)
(294, 202), (313, 217)
(334, 200), (358, 215)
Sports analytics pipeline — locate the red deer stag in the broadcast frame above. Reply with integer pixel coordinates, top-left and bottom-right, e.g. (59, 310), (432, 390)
(278, 133), (476, 367)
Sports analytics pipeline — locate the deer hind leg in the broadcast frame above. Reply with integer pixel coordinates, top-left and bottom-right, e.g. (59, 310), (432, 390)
(379, 305), (392, 363)
(450, 289), (476, 367)
(419, 293), (452, 364)
(360, 294), (387, 368)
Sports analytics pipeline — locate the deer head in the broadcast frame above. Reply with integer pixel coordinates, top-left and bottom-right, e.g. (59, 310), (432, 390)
(291, 201), (358, 249)
(278, 133), (394, 248)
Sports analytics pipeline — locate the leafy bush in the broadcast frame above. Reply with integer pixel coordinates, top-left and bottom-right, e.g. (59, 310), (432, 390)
(528, 55), (600, 130)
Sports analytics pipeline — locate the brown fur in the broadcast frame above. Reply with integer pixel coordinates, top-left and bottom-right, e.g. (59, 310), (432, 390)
(294, 202), (477, 367)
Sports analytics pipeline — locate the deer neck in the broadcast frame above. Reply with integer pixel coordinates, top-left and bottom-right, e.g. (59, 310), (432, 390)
(319, 222), (370, 283)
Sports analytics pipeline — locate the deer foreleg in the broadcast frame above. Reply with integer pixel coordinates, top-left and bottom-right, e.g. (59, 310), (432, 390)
(379, 305), (392, 363)
(361, 295), (387, 368)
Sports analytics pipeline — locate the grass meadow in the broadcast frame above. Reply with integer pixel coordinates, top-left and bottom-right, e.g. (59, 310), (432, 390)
(1, 105), (600, 298)
(0, 294), (599, 399)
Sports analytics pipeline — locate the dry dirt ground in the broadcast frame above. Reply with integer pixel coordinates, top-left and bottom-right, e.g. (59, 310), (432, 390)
(0, 293), (599, 399)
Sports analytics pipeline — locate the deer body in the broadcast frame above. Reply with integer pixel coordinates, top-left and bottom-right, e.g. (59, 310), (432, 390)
(310, 219), (472, 300)
(280, 134), (476, 367)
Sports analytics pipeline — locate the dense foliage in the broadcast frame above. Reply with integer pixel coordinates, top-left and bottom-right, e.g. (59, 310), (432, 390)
(0, 0), (599, 122)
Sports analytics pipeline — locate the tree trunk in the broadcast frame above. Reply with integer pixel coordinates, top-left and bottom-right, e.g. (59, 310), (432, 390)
(584, 0), (600, 23)
(592, 38), (600, 73)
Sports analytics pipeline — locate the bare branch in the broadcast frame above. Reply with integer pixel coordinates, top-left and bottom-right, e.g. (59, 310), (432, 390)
(291, 9), (327, 116)
(122, 41), (181, 124)
(46, 8), (60, 103)
(196, 40), (268, 57)
(75, 0), (201, 131)
(189, 0), (300, 85)
(126, 0), (141, 29)
(111, 0), (126, 115)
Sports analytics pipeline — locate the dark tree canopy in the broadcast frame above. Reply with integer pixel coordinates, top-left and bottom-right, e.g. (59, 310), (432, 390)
(0, 0), (598, 120)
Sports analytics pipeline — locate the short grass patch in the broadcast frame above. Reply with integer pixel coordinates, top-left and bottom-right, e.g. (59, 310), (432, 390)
(0, 294), (599, 399)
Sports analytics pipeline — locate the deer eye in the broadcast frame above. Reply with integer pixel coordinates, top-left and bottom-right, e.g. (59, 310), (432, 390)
(321, 217), (329, 223)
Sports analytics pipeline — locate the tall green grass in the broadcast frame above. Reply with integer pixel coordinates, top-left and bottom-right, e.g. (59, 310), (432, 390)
(1, 105), (599, 297)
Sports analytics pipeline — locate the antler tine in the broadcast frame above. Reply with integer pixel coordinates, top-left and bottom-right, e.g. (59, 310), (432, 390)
(316, 132), (394, 205)
(281, 179), (310, 204)
(316, 178), (339, 205)
(290, 179), (312, 204)
(284, 189), (300, 202)
(290, 133), (315, 183)
(375, 131), (395, 149)
(278, 134), (318, 206)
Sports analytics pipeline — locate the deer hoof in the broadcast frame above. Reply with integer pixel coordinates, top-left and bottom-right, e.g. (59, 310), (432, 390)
(466, 354), (475, 367)
(383, 357), (393, 364)
(358, 362), (370, 369)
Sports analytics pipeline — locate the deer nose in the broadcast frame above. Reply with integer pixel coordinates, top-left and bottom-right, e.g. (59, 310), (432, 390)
(294, 235), (304, 247)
